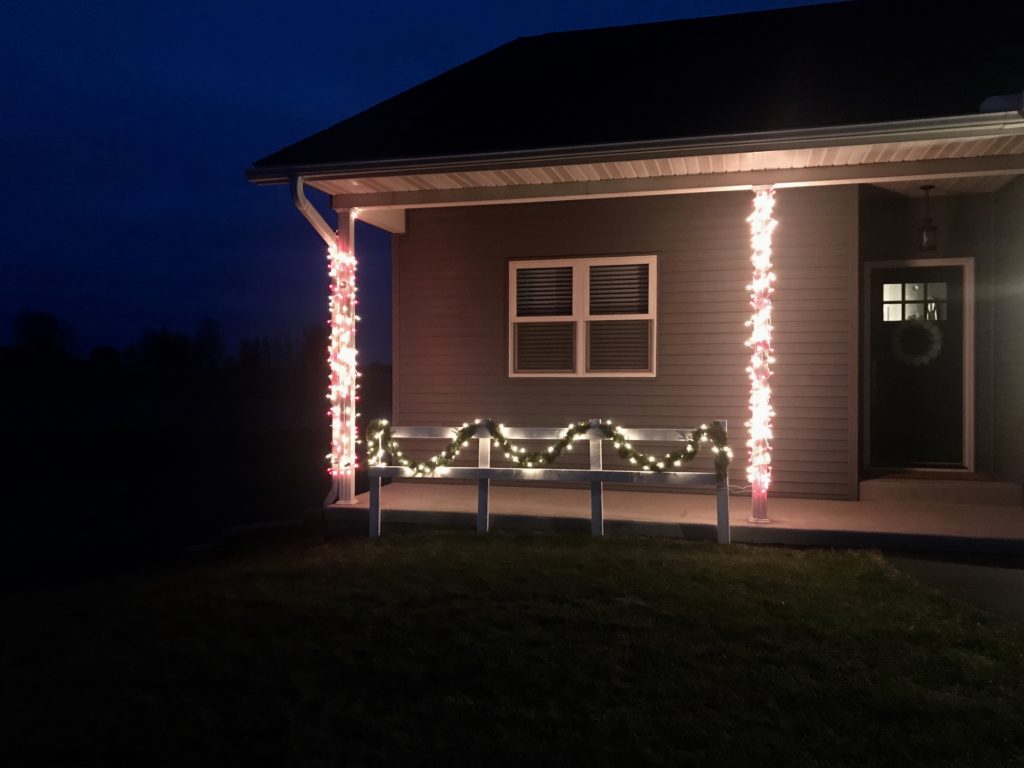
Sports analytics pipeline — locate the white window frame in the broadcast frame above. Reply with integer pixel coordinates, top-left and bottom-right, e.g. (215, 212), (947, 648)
(508, 254), (657, 378)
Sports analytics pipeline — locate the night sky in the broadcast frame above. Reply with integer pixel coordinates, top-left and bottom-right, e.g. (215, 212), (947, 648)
(1, 0), (832, 364)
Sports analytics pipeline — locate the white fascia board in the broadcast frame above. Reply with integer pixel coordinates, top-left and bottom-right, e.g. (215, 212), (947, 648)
(247, 112), (1024, 186)
(328, 153), (1024, 211)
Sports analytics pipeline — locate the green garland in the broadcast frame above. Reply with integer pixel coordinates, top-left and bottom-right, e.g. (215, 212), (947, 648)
(365, 418), (731, 477)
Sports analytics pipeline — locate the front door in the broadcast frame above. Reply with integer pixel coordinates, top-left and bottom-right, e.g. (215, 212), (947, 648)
(868, 264), (968, 469)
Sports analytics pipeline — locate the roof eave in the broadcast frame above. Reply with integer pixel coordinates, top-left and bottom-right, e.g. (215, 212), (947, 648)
(245, 112), (1024, 186)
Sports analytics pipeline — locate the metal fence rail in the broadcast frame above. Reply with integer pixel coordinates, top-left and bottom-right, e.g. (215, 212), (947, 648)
(368, 420), (730, 543)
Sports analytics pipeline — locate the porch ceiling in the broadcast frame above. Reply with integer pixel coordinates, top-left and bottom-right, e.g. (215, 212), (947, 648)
(313, 127), (1024, 210)
(871, 175), (1020, 197)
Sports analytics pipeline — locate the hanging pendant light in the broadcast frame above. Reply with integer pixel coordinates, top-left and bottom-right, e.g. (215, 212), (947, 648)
(918, 184), (938, 251)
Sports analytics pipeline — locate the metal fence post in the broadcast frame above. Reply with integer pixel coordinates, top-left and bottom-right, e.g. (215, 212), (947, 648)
(589, 430), (604, 537)
(369, 474), (382, 538)
(713, 419), (730, 544)
(477, 435), (491, 533)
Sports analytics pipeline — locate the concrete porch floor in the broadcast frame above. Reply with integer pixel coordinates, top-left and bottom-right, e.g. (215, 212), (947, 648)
(328, 480), (1024, 554)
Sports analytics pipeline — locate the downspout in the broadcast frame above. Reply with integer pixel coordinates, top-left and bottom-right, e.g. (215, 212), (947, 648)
(290, 176), (337, 246)
(291, 176), (359, 507)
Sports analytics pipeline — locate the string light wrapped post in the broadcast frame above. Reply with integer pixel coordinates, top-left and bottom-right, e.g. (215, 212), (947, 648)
(746, 186), (777, 523)
(325, 210), (359, 504)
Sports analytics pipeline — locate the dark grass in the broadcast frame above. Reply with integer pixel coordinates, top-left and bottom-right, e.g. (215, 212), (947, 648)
(3, 532), (1024, 767)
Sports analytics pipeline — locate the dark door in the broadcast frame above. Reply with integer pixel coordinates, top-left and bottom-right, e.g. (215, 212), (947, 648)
(869, 265), (965, 468)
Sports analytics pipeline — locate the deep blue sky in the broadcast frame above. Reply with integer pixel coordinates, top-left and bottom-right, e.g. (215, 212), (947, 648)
(0, 0), (831, 363)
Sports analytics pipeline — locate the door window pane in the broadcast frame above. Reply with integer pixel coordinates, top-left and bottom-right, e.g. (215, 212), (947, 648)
(905, 303), (925, 320)
(883, 304), (903, 322)
(926, 282), (947, 300)
(904, 283), (924, 301)
(926, 301), (947, 321)
(883, 283), (902, 301)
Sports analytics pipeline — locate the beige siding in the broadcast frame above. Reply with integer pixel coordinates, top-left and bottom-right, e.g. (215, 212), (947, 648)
(994, 176), (1024, 483)
(393, 187), (859, 499)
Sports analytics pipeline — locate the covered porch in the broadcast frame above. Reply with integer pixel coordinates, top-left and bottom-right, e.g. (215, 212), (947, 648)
(330, 480), (1024, 553)
(244, 3), (1024, 540)
(277, 112), (1024, 531)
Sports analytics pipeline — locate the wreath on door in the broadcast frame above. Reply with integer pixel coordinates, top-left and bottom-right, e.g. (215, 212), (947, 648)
(891, 317), (943, 366)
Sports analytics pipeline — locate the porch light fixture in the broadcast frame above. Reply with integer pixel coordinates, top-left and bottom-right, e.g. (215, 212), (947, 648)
(918, 184), (938, 251)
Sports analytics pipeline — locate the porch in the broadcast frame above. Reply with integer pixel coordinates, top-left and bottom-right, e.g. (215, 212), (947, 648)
(329, 480), (1024, 554)
(285, 119), (1024, 528)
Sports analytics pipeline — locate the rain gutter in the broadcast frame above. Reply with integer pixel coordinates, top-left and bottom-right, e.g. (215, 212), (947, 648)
(249, 112), (1024, 186)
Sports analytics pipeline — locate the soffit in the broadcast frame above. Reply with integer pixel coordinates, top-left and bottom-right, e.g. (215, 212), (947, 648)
(308, 133), (1024, 198)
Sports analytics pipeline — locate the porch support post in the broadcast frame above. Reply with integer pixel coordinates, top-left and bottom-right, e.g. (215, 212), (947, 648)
(589, 428), (604, 537)
(369, 473), (381, 537)
(746, 187), (776, 524)
(714, 419), (731, 544)
(477, 435), (491, 533)
(327, 208), (359, 506)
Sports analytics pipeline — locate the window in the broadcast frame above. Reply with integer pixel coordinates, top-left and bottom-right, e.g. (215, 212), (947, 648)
(509, 255), (656, 377)
(882, 282), (948, 322)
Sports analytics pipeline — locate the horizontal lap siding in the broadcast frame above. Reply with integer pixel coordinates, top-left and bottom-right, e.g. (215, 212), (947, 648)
(994, 177), (1024, 484)
(394, 188), (858, 498)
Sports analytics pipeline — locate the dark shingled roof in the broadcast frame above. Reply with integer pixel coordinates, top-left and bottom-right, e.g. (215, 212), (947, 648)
(250, 0), (1023, 174)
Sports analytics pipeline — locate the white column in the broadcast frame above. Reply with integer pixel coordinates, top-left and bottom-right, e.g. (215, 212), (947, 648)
(327, 209), (358, 505)
(746, 187), (776, 523)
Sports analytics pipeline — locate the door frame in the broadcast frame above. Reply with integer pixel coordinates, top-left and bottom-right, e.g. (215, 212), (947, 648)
(862, 257), (975, 472)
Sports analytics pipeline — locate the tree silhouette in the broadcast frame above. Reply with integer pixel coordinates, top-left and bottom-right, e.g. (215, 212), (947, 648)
(12, 310), (72, 358)
(134, 329), (196, 369)
(194, 318), (226, 369)
(238, 335), (293, 369)
(298, 324), (328, 372)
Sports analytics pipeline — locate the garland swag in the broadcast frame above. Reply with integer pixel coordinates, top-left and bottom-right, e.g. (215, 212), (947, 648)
(365, 418), (732, 478)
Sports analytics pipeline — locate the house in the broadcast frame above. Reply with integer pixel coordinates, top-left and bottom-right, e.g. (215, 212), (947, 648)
(247, 0), (1024, 520)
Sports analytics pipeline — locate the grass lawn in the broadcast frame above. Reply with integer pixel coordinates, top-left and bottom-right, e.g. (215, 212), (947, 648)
(3, 532), (1023, 767)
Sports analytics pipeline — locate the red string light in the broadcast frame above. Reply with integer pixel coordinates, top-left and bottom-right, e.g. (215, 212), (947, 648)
(745, 187), (776, 522)
(326, 240), (358, 480)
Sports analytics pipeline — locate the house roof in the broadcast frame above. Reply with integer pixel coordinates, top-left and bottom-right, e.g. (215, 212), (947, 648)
(248, 0), (1023, 183)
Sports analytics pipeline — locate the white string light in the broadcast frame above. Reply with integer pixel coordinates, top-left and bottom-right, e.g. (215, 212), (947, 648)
(366, 418), (733, 476)
(745, 187), (777, 523)
(325, 239), (358, 484)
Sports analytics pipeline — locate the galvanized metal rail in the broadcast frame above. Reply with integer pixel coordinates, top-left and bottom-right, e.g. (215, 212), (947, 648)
(367, 420), (730, 543)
